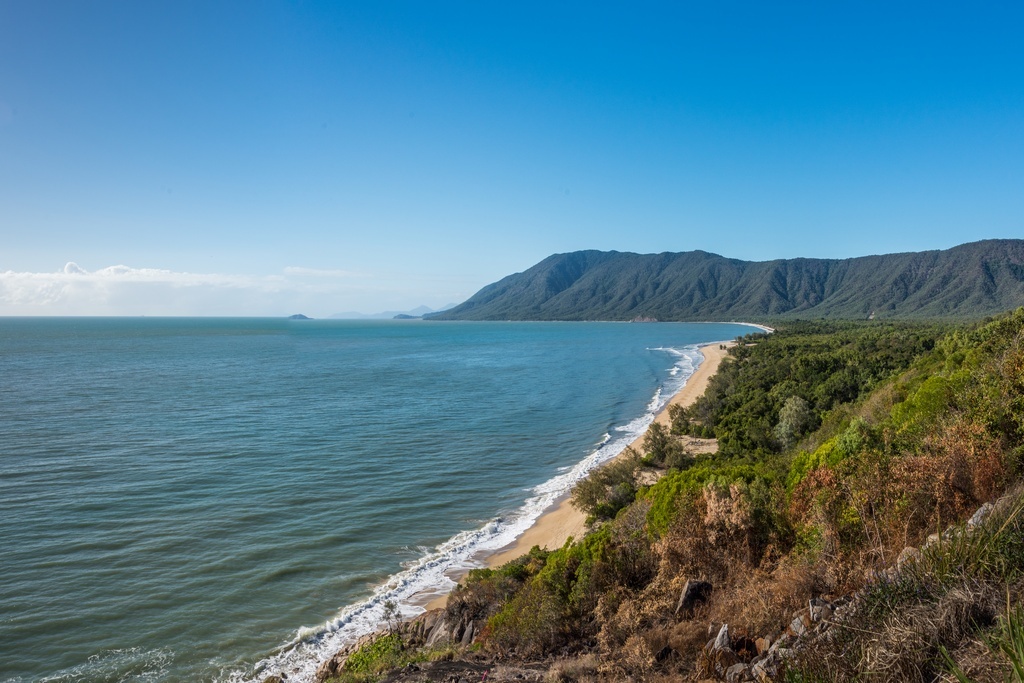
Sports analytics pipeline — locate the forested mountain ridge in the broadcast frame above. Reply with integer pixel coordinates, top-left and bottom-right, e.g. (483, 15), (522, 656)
(428, 239), (1024, 321)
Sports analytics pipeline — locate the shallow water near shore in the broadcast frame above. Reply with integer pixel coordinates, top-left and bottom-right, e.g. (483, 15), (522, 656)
(0, 318), (753, 682)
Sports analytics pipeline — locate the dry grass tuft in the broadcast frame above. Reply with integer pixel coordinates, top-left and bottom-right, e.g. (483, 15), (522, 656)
(861, 583), (1001, 681)
(544, 654), (599, 683)
(938, 636), (1010, 683)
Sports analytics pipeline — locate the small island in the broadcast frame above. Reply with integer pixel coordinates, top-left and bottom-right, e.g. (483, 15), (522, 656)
(287, 314), (312, 320)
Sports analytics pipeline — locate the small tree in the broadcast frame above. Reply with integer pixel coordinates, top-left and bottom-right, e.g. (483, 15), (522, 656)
(643, 422), (688, 467)
(382, 598), (401, 633)
(774, 395), (813, 450)
(643, 422), (671, 461)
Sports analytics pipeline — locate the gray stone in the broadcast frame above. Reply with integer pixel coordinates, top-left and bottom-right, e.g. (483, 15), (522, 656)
(768, 634), (789, 653)
(425, 617), (452, 647)
(726, 662), (751, 682)
(460, 620), (476, 646)
(809, 602), (833, 623)
(968, 502), (994, 529)
(897, 546), (921, 568)
(713, 623), (731, 651)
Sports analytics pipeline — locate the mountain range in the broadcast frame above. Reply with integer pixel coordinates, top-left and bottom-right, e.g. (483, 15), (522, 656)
(428, 239), (1024, 321)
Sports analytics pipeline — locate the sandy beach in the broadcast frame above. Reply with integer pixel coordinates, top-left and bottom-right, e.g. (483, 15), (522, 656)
(422, 340), (734, 610)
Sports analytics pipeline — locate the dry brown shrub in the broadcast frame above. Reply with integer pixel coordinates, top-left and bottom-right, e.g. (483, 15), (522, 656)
(667, 620), (709, 660)
(544, 654), (600, 683)
(703, 482), (753, 545)
(706, 559), (826, 636)
(925, 417), (1009, 505)
(788, 466), (844, 535)
(618, 634), (656, 680)
(594, 593), (632, 654)
(891, 453), (972, 536)
(655, 494), (732, 585)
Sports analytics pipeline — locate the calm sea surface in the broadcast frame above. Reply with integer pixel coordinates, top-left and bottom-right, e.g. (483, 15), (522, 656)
(0, 319), (753, 682)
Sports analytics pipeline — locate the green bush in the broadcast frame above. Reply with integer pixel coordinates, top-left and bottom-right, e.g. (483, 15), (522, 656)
(570, 449), (641, 521)
(343, 633), (404, 676)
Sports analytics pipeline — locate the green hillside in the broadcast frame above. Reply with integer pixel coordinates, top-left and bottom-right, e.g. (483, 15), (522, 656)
(429, 239), (1024, 321)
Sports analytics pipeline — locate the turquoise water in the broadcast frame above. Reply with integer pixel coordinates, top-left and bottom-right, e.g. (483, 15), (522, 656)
(0, 319), (752, 682)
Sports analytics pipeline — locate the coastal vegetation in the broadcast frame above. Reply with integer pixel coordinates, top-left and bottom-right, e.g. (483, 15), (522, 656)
(317, 309), (1024, 682)
(427, 240), (1024, 322)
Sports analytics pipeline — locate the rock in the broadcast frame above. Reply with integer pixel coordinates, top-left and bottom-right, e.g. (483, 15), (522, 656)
(262, 676), (284, 683)
(655, 645), (674, 662)
(809, 598), (833, 623)
(787, 609), (811, 637)
(713, 623), (731, 651)
(460, 620), (476, 646)
(426, 616), (452, 647)
(726, 662), (751, 682)
(755, 636), (771, 654)
(968, 502), (994, 529)
(675, 579), (713, 616)
(897, 546), (921, 569)
(314, 653), (346, 683)
(768, 634), (789, 653)
(752, 656), (781, 683)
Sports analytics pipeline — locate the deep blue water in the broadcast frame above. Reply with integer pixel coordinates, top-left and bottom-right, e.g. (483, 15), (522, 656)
(0, 318), (753, 682)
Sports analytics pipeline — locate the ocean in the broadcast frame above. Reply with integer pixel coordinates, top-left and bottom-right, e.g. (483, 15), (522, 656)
(0, 318), (754, 682)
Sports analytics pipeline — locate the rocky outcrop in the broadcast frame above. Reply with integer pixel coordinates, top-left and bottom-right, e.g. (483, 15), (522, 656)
(311, 608), (480, 683)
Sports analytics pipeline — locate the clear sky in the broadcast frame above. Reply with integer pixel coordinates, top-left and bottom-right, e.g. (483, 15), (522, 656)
(1, 1), (1021, 316)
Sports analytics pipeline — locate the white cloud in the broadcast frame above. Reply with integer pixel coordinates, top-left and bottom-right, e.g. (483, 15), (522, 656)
(283, 266), (362, 278)
(0, 262), (475, 316)
(0, 263), (356, 316)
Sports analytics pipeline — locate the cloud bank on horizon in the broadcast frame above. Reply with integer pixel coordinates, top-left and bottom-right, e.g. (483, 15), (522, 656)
(0, 262), (407, 317)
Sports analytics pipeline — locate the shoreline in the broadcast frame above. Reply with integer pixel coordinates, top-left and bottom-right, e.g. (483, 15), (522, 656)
(419, 340), (735, 610)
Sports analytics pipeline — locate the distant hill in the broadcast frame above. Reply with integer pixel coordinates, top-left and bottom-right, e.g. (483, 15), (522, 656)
(428, 240), (1024, 321)
(330, 304), (457, 320)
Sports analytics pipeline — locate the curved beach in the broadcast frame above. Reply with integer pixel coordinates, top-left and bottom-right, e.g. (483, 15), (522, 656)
(421, 341), (733, 610)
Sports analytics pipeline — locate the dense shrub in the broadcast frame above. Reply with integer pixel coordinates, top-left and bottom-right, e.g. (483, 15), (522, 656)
(570, 449), (642, 522)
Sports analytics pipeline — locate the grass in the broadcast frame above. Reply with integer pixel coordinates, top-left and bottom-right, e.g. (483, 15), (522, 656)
(788, 488), (1024, 683)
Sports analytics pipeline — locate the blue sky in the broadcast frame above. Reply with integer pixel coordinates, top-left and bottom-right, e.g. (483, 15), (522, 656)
(1, 1), (1021, 315)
